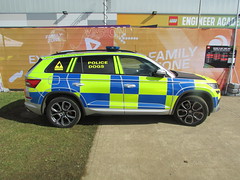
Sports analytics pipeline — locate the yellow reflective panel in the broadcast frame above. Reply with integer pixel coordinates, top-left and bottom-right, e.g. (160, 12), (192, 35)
(110, 94), (124, 109)
(28, 73), (53, 93)
(80, 74), (111, 93)
(194, 80), (215, 96)
(165, 95), (177, 109)
(124, 94), (139, 109)
(139, 76), (168, 95)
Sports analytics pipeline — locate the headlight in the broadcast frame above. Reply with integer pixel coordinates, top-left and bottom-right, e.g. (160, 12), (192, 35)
(207, 83), (219, 89)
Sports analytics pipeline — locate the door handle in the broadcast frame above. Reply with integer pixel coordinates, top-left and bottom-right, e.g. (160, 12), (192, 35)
(124, 84), (136, 88)
(73, 83), (84, 87)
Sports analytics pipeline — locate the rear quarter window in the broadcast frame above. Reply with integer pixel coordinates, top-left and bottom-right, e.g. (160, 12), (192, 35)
(44, 55), (114, 74)
(45, 57), (82, 73)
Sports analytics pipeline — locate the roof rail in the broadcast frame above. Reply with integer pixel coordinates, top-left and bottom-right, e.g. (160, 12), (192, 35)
(51, 46), (135, 55)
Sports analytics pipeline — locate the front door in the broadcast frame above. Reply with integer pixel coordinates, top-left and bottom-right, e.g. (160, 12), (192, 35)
(117, 55), (173, 112)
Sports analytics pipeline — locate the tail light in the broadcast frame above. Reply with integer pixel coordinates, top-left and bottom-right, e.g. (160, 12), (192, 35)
(25, 79), (41, 88)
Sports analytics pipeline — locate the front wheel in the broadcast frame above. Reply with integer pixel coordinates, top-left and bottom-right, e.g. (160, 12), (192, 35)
(174, 96), (209, 126)
(46, 97), (81, 128)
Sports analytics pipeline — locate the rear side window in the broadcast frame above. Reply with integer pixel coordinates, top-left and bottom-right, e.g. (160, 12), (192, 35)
(45, 57), (82, 73)
(45, 55), (114, 74)
(82, 55), (114, 74)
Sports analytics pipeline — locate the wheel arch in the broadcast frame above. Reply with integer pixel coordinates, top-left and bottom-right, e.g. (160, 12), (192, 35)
(171, 90), (214, 115)
(41, 91), (86, 116)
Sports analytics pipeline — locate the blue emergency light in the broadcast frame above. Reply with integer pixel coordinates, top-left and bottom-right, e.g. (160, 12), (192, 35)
(106, 46), (120, 51)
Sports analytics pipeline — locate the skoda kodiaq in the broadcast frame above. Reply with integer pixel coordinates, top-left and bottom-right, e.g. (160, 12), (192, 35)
(25, 46), (220, 128)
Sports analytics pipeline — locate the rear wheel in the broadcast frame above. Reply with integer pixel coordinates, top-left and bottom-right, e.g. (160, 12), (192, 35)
(46, 97), (81, 128)
(174, 96), (209, 126)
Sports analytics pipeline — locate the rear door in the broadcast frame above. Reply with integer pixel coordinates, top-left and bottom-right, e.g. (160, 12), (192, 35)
(79, 55), (124, 111)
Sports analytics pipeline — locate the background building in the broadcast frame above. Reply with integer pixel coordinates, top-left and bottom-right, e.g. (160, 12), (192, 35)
(0, 0), (239, 27)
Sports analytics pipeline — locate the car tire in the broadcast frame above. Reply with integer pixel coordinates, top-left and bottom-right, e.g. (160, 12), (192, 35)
(46, 97), (81, 128)
(174, 96), (209, 126)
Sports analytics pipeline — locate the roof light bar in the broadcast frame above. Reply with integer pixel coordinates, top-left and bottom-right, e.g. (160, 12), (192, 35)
(106, 46), (120, 51)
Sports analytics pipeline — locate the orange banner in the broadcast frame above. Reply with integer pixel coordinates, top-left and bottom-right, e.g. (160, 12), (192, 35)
(114, 28), (239, 89)
(0, 27), (239, 90)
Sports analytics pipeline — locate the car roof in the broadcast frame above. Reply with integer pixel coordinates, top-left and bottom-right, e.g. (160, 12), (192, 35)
(51, 49), (135, 55)
(41, 49), (146, 60)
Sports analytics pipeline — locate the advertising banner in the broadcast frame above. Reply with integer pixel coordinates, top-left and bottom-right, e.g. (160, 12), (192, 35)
(0, 27), (239, 90)
(114, 28), (239, 89)
(117, 14), (240, 28)
(0, 27), (114, 89)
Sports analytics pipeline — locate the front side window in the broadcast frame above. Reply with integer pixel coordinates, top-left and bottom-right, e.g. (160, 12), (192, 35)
(82, 55), (115, 74)
(119, 56), (159, 76)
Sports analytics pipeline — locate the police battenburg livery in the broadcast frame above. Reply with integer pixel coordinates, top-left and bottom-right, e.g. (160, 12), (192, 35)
(25, 46), (221, 128)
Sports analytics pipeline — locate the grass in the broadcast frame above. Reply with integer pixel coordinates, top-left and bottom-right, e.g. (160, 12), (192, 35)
(0, 92), (98, 180)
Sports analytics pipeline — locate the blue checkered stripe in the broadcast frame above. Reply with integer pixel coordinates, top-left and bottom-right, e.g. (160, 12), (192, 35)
(172, 78), (195, 96)
(212, 97), (219, 108)
(50, 74), (172, 109)
(30, 73), (196, 110)
(122, 76), (169, 109)
(51, 73), (87, 105)
(28, 73), (81, 105)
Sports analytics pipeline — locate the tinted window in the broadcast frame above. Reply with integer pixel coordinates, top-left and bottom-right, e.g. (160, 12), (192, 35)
(72, 58), (82, 73)
(119, 56), (159, 76)
(82, 56), (114, 74)
(45, 57), (82, 73)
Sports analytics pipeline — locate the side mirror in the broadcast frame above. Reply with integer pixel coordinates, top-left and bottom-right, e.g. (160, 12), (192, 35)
(155, 69), (166, 77)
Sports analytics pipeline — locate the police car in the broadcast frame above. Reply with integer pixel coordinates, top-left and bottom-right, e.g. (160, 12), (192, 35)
(25, 46), (220, 128)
